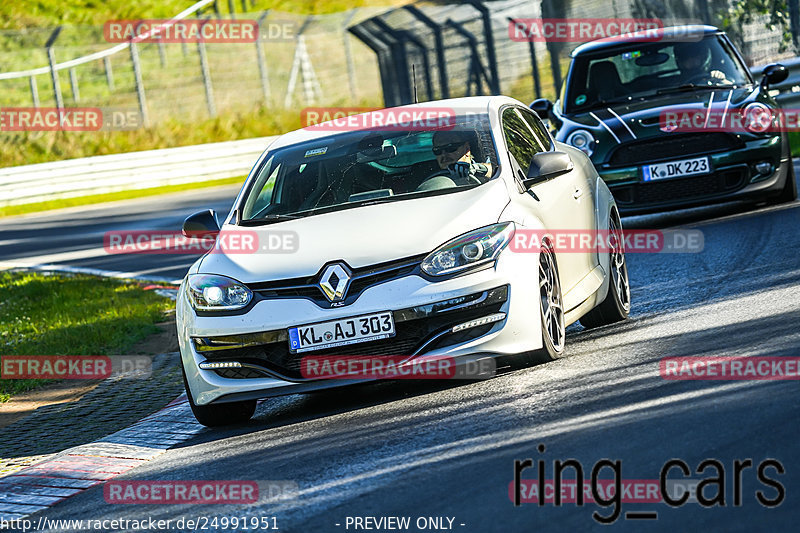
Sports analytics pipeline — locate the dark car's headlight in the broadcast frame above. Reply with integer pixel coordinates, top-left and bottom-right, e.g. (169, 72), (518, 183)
(566, 129), (595, 156)
(743, 102), (774, 134)
(421, 222), (515, 277)
(187, 274), (252, 311)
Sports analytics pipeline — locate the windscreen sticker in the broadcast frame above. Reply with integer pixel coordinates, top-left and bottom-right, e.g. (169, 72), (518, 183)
(622, 51), (642, 60)
(304, 147), (328, 157)
(575, 94), (587, 105)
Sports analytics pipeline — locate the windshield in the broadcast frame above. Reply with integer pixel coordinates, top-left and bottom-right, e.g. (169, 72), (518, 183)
(239, 114), (499, 223)
(565, 34), (752, 113)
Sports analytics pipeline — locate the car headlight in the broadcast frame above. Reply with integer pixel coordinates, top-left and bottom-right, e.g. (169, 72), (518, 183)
(187, 274), (252, 311)
(743, 102), (774, 133)
(566, 129), (595, 156)
(421, 222), (515, 276)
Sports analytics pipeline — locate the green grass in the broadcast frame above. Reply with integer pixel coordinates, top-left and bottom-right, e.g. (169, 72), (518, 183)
(0, 271), (174, 401)
(0, 175), (244, 218)
(789, 131), (800, 156)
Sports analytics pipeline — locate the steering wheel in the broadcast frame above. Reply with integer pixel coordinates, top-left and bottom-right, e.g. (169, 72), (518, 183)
(683, 72), (714, 85)
(422, 168), (481, 186)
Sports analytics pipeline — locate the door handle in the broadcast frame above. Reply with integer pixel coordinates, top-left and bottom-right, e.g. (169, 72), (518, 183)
(573, 188), (583, 200)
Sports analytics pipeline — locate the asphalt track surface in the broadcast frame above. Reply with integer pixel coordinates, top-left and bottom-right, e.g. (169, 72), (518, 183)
(2, 168), (800, 531)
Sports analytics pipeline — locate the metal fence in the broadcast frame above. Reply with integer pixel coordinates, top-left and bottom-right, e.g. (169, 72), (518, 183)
(350, 0), (800, 108)
(0, 4), (387, 125)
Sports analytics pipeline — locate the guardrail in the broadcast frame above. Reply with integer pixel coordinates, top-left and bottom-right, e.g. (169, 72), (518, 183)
(0, 136), (275, 207)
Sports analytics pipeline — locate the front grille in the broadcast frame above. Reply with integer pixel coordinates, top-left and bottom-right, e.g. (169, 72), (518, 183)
(246, 255), (425, 308)
(214, 367), (268, 379)
(612, 167), (748, 206)
(606, 133), (742, 167)
(197, 286), (509, 380)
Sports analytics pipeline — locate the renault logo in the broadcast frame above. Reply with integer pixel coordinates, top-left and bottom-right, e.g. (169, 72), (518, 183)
(319, 263), (351, 302)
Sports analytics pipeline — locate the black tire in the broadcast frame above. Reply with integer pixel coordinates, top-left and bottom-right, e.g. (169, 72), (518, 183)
(580, 212), (631, 329)
(182, 366), (256, 427)
(768, 160), (797, 205)
(529, 241), (566, 363)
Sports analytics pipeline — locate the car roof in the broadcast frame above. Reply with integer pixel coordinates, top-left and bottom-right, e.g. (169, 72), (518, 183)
(267, 96), (518, 151)
(571, 25), (721, 57)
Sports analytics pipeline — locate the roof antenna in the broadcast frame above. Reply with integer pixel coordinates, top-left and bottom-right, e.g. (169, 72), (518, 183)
(412, 64), (419, 103)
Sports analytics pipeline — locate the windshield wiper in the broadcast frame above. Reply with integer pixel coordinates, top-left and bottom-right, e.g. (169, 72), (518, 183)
(239, 213), (306, 226)
(656, 84), (735, 95)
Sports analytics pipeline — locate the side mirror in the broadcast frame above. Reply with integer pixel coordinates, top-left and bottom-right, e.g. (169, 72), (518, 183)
(523, 151), (574, 187)
(761, 63), (788, 88)
(530, 98), (553, 120)
(182, 209), (220, 238)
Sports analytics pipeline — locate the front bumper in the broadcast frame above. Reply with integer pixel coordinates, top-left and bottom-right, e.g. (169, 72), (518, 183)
(178, 249), (541, 405)
(597, 135), (789, 215)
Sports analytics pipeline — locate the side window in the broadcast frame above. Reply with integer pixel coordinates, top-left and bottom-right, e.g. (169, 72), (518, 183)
(518, 108), (552, 150)
(501, 108), (541, 175)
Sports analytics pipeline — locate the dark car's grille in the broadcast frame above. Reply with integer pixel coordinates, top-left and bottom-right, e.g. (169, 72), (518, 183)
(606, 133), (743, 167)
(202, 286), (509, 381)
(611, 167), (748, 206)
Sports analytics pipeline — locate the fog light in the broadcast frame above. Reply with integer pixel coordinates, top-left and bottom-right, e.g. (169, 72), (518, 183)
(199, 361), (242, 370)
(451, 313), (506, 333)
(755, 161), (773, 175)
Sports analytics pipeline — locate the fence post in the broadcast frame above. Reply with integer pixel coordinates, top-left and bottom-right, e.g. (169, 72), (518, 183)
(104, 56), (115, 91)
(256, 11), (272, 104)
(197, 22), (217, 117)
(342, 9), (359, 101)
(130, 41), (150, 127)
(509, 18), (541, 98)
(158, 41), (167, 67)
(46, 47), (64, 111)
(30, 76), (40, 107)
(69, 68), (80, 103)
(790, 0), (800, 48)
(228, 0), (236, 19)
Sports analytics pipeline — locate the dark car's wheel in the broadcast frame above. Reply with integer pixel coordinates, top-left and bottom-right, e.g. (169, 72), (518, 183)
(529, 241), (566, 362)
(182, 366), (256, 427)
(768, 160), (797, 205)
(580, 213), (631, 329)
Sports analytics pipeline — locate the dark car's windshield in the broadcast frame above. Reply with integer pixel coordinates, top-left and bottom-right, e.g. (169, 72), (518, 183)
(239, 114), (498, 223)
(565, 34), (752, 113)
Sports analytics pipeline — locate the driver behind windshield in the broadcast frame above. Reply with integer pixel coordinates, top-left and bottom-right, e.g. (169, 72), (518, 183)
(430, 131), (492, 186)
(673, 40), (730, 84)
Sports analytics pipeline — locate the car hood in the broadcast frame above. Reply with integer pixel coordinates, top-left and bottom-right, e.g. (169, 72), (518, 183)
(197, 179), (510, 283)
(560, 85), (758, 142)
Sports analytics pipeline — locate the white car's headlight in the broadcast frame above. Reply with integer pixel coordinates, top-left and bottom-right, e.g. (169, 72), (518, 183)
(421, 222), (515, 277)
(187, 274), (252, 311)
(566, 129), (595, 156)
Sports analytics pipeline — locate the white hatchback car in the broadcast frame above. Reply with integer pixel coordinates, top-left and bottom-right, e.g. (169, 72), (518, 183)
(177, 96), (630, 426)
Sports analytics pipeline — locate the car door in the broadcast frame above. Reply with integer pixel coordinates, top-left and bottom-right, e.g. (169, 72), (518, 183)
(518, 107), (599, 282)
(500, 106), (595, 306)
